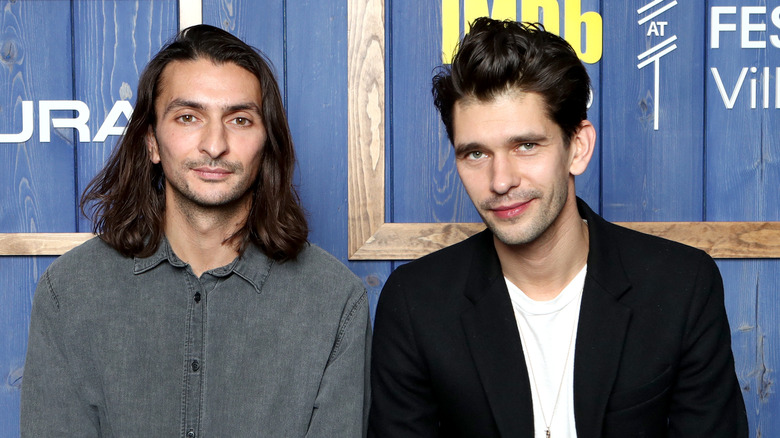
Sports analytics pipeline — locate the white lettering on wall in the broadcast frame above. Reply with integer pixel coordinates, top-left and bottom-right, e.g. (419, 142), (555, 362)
(712, 67), (780, 109)
(711, 6), (780, 49)
(637, 0), (678, 131)
(0, 100), (133, 143)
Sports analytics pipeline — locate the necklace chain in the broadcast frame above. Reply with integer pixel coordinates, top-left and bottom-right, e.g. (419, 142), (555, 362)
(516, 309), (579, 438)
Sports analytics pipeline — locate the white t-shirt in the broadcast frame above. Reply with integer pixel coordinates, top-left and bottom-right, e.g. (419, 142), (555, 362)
(505, 265), (586, 438)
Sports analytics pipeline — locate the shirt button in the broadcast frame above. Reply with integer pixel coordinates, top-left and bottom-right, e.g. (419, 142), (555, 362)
(194, 292), (201, 303)
(191, 360), (200, 372)
(187, 429), (195, 437)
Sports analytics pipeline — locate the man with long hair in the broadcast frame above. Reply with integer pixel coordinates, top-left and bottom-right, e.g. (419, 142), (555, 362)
(21, 25), (369, 437)
(369, 18), (746, 437)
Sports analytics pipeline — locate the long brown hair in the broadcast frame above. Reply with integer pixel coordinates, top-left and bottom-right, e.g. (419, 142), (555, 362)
(81, 25), (308, 261)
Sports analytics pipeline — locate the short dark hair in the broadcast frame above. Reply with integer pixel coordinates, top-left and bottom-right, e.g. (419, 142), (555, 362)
(432, 18), (590, 146)
(81, 24), (308, 261)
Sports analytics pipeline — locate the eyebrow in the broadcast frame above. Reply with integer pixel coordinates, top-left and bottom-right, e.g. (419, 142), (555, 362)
(454, 133), (549, 154)
(454, 142), (482, 155)
(163, 99), (262, 116)
(506, 134), (549, 144)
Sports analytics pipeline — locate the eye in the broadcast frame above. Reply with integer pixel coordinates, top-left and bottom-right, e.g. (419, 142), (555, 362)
(177, 114), (197, 123)
(517, 143), (536, 152)
(466, 150), (486, 160)
(231, 117), (252, 126)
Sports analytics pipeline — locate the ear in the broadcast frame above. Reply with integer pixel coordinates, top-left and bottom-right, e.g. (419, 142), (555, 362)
(146, 127), (161, 164)
(568, 120), (595, 176)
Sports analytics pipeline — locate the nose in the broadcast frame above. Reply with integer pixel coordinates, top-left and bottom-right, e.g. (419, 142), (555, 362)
(490, 154), (520, 195)
(200, 122), (229, 159)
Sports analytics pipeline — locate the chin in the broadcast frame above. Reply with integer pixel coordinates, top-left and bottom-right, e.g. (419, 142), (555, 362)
(488, 218), (551, 246)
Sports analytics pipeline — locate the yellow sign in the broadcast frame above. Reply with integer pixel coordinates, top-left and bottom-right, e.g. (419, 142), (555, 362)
(442, 0), (603, 64)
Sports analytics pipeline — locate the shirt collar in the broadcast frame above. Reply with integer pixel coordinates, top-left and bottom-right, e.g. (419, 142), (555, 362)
(133, 237), (274, 293)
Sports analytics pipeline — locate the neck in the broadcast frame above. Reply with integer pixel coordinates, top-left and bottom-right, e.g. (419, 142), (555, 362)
(164, 195), (251, 278)
(496, 196), (589, 301)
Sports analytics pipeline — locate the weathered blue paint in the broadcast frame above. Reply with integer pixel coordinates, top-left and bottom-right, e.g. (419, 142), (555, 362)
(1, 0), (74, 435)
(73, 0), (177, 232)
(706, 0), (780, 433)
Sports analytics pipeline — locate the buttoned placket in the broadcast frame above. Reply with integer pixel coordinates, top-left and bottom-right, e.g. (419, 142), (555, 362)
(182, 269), (209, 438)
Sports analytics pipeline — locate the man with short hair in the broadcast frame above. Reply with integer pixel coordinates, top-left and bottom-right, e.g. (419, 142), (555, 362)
(369, 18), (747, 437)
(21, 25), (370, 437)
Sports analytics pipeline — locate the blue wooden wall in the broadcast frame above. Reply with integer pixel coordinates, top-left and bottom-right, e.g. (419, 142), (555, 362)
(1, 0), (777, 435)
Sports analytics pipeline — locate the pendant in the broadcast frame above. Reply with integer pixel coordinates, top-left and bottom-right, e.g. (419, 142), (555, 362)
(546, 429), (550, 438)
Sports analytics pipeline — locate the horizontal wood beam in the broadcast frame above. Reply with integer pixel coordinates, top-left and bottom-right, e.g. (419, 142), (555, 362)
(2, 222), (778, 258)
(0, 233), (93, 256)
(349, 222), (780, 260)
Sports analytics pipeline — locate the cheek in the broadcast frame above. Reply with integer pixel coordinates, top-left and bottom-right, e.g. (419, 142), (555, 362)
(241, 150), (263, 183)
(249, 145), (263, 169)
(456, 167), (486, 195)
(157, 147), (179, 170)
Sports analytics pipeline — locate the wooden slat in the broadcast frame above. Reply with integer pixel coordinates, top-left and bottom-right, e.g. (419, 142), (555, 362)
(2, 222), (779, 258)
(348, 221), (780, 260)
(602, 1), (706, 221)
(0, 233), (93, 256)
(347, 0), (386, 256)
(618, 222), (780, 259)
(202, 0), (285, 87)
(73, 1), (177, 232)
(389, 5), (481, 225)
(703, 0), (780, 430)
(1, 3), (75, 434)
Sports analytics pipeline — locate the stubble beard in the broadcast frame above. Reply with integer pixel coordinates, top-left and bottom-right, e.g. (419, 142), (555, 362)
(478, 184), (569, 247)
(166, 158), (256, 217)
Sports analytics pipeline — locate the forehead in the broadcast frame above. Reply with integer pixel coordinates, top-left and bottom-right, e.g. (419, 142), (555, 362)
(452, 91), (560, 141)
(155, 58), (262, 107)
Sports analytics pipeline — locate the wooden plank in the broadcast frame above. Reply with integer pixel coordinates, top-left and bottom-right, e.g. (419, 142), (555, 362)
(0, 233), (93, 256)
(3, 221), (779, 259)
(0, 0), (74, 435)
(705, 2), (780, 432)
(717, 258), (780, 435)
(601, 0), (705, 221)
(351, 223), (484, 259)
(348, 0), (386, 256)
(202, 0), (285, 89)
(349, 221), (780, 260)
(572, 0), (602, 209)
(619, 221), (780, 258)
(390, 2), (481, 224)
(753, 259), (780, 434)
(73, 0), (178, 232)
(0, 6), (76, 233)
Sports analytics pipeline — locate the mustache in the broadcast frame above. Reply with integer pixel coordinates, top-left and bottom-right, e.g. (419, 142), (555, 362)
(184, 158), (243, 173)
(478, 190), (542, 210)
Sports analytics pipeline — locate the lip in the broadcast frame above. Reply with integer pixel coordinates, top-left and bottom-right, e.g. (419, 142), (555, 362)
(192, 167), (232, 180)
(490, 200), (532, 220)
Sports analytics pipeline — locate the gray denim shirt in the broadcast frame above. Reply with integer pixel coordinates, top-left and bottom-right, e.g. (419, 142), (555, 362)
(20, 237), (370, 437)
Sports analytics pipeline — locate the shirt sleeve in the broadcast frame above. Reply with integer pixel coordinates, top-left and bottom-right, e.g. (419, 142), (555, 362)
(305, 288), (371, 438)
(668, 255), (748, 437)
(20, 270), (101, 437)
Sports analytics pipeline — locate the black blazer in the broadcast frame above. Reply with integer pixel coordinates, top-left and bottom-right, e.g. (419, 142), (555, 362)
(369, 199), (747, 437)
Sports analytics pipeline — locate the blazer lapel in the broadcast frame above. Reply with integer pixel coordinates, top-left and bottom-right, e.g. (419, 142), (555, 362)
(573, 279), (631, 437)
(460, 231), (535, 437)
(573, 199), (633, 438)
